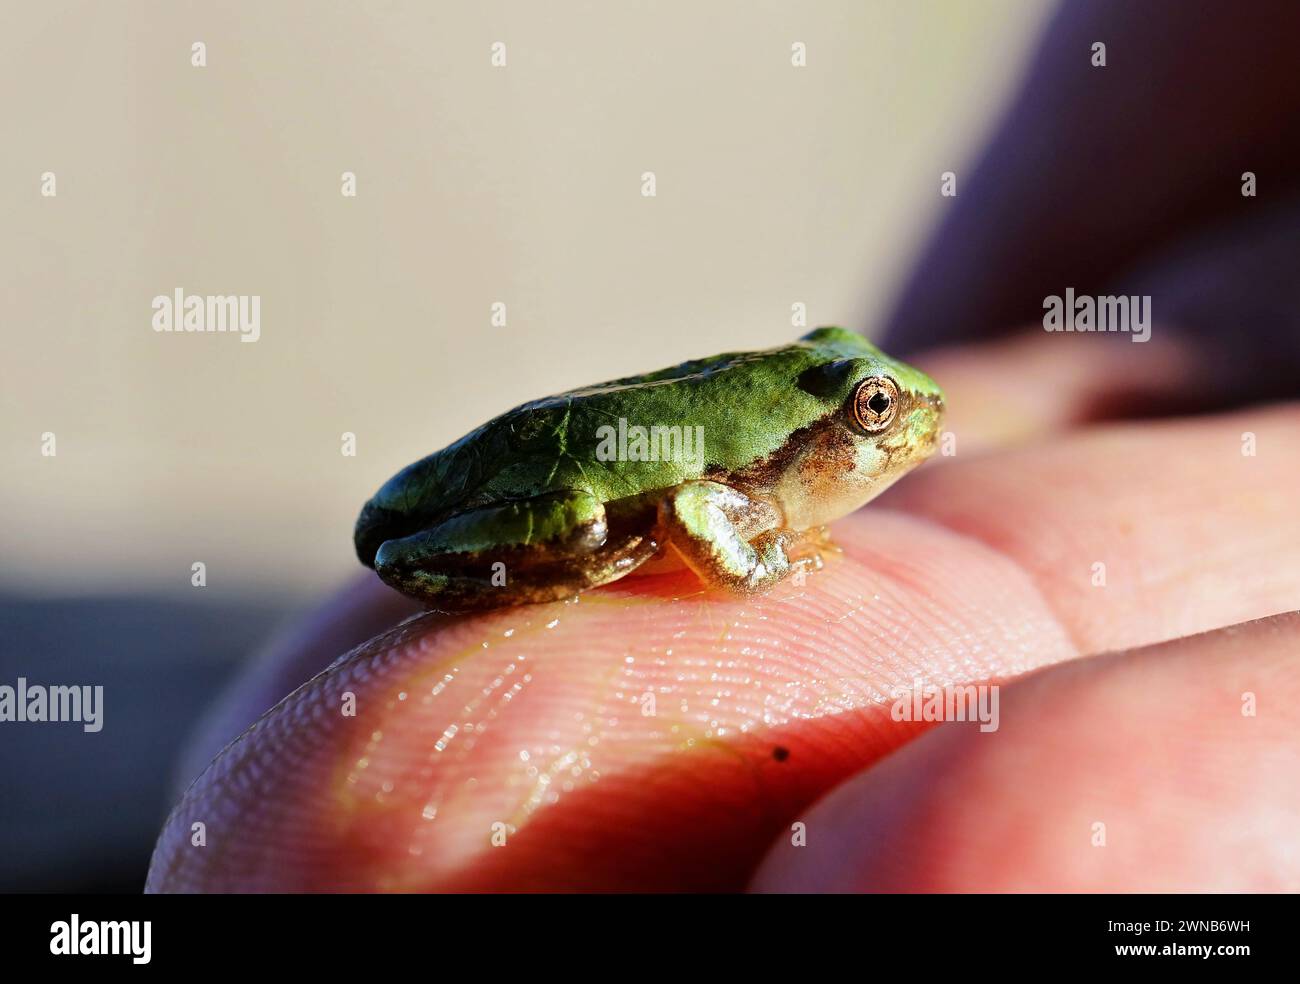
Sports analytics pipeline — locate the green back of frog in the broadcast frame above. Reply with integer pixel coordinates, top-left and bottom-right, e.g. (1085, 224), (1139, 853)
(370, 327), (921, 521)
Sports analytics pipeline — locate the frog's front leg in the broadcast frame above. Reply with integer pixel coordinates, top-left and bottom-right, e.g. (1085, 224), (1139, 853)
(374, 490), (658, 612)
(657, 480), (806, 594)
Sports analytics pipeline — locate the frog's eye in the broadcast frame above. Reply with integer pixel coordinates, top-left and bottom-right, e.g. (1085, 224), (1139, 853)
(852, 376), (900, 433)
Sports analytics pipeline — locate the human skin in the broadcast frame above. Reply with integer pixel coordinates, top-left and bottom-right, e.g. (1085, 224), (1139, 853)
(751, 609), (1300, 893)
(146, 333), (1300, 892)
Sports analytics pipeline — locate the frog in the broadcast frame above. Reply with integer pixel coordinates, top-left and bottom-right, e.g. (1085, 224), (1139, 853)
(354, 326), (944, 612)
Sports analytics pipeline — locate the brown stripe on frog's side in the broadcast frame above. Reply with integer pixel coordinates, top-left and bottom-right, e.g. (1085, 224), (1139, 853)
(704, 408), (855, 501)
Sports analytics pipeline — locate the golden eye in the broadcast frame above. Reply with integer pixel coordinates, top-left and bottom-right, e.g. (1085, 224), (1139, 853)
(852, 376), (900, 433)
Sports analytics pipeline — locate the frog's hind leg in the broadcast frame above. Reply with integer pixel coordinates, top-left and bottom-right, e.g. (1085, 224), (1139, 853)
(373, 490), (659, 612)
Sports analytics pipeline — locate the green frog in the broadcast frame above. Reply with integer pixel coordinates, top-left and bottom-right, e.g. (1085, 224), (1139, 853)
(355, 327), (944, 611)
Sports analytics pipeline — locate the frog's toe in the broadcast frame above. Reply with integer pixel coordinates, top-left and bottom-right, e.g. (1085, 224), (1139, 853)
(354, 500), (418, 569)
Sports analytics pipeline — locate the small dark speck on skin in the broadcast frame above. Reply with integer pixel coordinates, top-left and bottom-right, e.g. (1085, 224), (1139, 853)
(772, 746), (790, 762)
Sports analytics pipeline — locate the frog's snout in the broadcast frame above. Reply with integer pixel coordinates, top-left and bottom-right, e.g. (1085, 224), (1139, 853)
(913, 390), (945, 451)
(354, 499), (408, 569)
(923, 391), (945, 428)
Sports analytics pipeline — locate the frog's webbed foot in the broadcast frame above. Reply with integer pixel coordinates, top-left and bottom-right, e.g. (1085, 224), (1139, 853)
(373, 490), (658, 612)
(658, 480), (811, 594)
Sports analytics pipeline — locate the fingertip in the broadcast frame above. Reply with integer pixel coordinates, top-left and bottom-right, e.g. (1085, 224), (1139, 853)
(751, 613), (1300, 892)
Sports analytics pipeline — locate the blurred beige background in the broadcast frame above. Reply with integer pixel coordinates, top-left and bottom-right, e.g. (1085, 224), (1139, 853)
(1, 0), (1050, 600)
